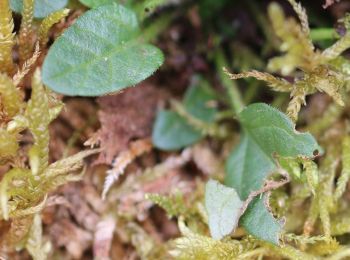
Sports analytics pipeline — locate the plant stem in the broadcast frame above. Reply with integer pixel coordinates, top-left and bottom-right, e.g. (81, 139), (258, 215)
(310, 28), (338, 41)
(215, 49), (244, 114)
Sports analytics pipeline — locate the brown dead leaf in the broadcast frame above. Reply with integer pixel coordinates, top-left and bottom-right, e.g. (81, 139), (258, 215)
(94, 83), (168, 165)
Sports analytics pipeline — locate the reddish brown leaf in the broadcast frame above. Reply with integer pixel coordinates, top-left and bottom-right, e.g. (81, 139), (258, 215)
(94, 83), (168, 165)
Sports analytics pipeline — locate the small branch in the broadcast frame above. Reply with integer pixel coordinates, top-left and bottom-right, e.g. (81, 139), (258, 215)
(215, 49), (244, 114)
(239, 173), (290, 218)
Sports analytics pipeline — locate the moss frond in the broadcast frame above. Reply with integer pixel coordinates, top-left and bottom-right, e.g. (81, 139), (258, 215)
(146, 192), (186, 218)
(334, 136), (350, 200)
(0, 68), (98, 229)
(287, 0), (311, 38)
(25, 214), (50, 260)
(302, 159), (318, 195)
(305, 66), (345, 106)
(0, 73), (22, 121)
(223, 68), (293, 92)
(304, 195), (320, 236)
(34, 150), (98, 197)
(267, 2), (315, 75)
(9, 196), (47, 219)
(286, 86), (306, 122)
(323, 34), (350, 60)
(0, 129), (19, 163)
(329, 56), (350, 79)
(25, 70), (50, 174)
(39, 9), (70, 47)
(18, 0), (35, 62)
(307, 237), (340, 256)
(263, 243), (316, 259)
(169, 218), (248, 259)
(0, 0), (16, 75)
(0, 168), (33, 220)
(284, 233), (328, 245)
(322, 14), (350, 59)
(102, 138), (152, 199)
(319, 197), (332, 237)
(307, 147), (340, 238)
(13, 42), (40, 86)
(1, 216), (34, 250)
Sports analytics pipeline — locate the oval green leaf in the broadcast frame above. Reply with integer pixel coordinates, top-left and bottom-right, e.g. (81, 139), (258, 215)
(205, 179), (244, 240)
(10, 0), (68, 18)
(152, 110), (202, 151)
(226, 103), (320, 199)
(42, 3), (164, 96)
(225, 103), (320, 244)
(152, 79), (217, 150)
(239, 196), (282, 245)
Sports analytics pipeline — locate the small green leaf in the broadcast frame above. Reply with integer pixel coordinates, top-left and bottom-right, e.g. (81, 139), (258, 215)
(152, 79), (217, 150)
(10, 0), (68, 18)
(225, 103), (320, 244)
(183, 81), (217, 122)
(78, 0), (117, 8)
(205, 179), (244, 240)
(42, 3), (163, 96)
(239, 196), (282, 245)
(152, 111), (202, 151)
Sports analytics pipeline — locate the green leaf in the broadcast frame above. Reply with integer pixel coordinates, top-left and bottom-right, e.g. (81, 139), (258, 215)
(183, 80), (217, 122)
(226, 134), (275, 199)
(78, 0), (118, 8)
(10, 0), (68, 18)
(152, 79), (217, 150)
(205, 179), (244, 240)
(225, 103), (320, 244)
(42, 3), (164, 96)
(239, 196), (282, 244)
(152, 111), (202, 151)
